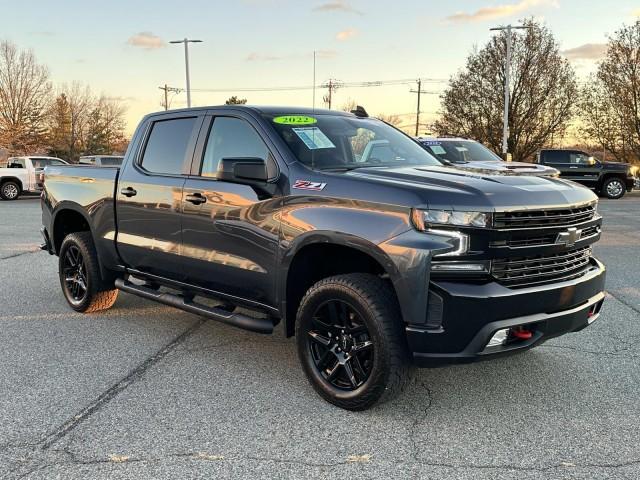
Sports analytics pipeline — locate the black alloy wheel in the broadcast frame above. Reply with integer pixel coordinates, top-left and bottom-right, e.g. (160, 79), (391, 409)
(296, 273), (412, 410)
(308, 299), (374, 390)
(62, 245), (88, 304)
(58, 232), (119, 313)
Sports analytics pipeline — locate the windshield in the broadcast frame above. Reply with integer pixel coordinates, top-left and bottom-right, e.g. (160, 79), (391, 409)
(420, 140), (501, 163)
(266, 114), (442, 171)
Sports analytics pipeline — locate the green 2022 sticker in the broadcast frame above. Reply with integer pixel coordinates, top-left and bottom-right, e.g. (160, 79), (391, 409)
(273, 115), (317, 125)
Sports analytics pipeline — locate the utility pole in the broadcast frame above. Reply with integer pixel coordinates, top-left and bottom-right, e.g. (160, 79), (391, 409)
(322, 79), (340, 109)
(410, 78), (431, 137)
(490, 24), (531, 157)
(169, 38), (203, 108)
(158, 85), (182, 110)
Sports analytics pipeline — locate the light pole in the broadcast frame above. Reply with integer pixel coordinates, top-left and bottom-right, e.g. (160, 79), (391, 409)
(169, 38), (202, 108)
(489, 24), (531, 157)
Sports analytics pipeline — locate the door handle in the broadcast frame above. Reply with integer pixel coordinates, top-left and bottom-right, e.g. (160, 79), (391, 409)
(120, 187), (137, 197)
(569, 166), (578, 169)
(185, 192), (207, 205)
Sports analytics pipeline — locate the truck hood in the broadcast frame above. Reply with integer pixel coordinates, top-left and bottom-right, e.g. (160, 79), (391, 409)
(449, 160), (559, 177)
(347, 165), (597, 211)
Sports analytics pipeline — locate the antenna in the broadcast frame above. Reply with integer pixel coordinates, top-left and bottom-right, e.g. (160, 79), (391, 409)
(312, 50), (316, 111)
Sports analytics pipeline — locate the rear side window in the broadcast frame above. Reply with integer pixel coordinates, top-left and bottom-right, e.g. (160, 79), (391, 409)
(101, 157), (123, 166)
(141, 117), (197, 175)
(542, 150), (568, 164)
(200, 117), (269, 177)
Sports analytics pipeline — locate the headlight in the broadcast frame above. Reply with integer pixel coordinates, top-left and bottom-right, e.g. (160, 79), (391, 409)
(411, 208), (491, 230)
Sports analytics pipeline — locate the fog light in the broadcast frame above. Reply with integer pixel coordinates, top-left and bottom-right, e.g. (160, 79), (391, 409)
(486, 328), (510, 348)
(431, 262), (487, 272)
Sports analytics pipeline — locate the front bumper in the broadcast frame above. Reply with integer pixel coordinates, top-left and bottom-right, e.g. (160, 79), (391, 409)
(407, 258), (606, 366)
(626, 176), (636, 191)
(40, 226), (53, 255)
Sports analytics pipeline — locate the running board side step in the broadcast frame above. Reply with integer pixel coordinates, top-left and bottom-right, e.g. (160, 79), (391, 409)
(114, 278), (274, 334)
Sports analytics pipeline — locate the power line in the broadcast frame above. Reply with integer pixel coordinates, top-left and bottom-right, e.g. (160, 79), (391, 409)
(189, 77), (448, 94)
(158, 85), (183, 110)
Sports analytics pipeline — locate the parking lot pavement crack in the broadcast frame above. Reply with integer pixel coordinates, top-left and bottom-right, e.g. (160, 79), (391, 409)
(606, 290), (640, 316)
(539, 343), (640, 358)
(37, 317), (208, 451)
(408, 379), (433, 461)
(0, 249), (42, 261)
(19, 453), (640, 476)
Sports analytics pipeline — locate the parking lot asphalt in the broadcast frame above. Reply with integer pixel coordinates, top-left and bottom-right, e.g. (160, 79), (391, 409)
(1, 193), (639, 480)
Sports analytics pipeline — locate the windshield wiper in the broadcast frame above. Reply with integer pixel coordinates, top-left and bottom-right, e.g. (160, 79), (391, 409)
(319, 165), (388, 172)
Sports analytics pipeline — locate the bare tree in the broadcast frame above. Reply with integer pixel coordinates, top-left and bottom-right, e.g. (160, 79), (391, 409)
(579, 21), (640, 164)
(47, 86), (127, 161)
(340, 98), (358, 113)
(376, 113), (402, 127)
(434, 20), (577, 162)
(0, 40), (51, 154)
(84, 96), (127, 155)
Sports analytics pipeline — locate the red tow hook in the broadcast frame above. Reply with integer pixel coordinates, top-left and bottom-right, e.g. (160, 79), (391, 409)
(511, 326), (533, 340)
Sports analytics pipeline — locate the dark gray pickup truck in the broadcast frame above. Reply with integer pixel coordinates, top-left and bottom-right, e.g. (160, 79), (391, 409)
(41, 106), (606, 410)
(537, 149), (636, 199)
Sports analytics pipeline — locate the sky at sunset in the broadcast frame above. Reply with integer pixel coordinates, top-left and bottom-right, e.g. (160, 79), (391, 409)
(3, 0), (640, 133)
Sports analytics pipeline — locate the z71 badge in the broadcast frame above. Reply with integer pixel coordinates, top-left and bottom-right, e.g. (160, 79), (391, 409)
(293, 180), (327, 191)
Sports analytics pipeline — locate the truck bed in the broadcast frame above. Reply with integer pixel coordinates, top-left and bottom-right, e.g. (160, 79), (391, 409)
(42, 165), (121, 272)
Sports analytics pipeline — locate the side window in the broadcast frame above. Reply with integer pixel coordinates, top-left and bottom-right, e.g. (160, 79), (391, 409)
(200, 117), (270, 177)
(543, 151), (568, 164)
(569, 152), (588, 165)
(9, 158), (26, 168)
(141, 117), (197, 175)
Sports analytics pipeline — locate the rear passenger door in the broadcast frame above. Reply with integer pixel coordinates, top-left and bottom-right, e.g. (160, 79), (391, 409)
(116, 113), (204, 280)
(542, 150), (575, 180)
(180, 112), (282, 307)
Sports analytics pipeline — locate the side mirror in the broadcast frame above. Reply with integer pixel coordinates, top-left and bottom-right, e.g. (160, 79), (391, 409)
(218, 157), (277, 185)
(587, 156), (597, 166)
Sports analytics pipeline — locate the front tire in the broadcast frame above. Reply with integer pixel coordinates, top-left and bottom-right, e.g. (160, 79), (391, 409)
(0, 181), (21, 200)
(601, 177), (626, 199)
(58, 232), (119, 312)
(296, 273), (412, 410)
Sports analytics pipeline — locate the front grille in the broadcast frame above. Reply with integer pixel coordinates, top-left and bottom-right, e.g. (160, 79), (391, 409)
(492, 246), (592, 287)
(490, 225), (601, 248)
(494, 203), (596, 229)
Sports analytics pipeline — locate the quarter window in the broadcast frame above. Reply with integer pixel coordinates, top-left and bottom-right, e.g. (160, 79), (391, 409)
(141, 117), (197, 175)
(201, 117), (269, 177)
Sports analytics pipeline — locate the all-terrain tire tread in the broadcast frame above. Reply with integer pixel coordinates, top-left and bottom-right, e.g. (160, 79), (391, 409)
(60, 232), (118, 313)
(297, 273), (412, 410)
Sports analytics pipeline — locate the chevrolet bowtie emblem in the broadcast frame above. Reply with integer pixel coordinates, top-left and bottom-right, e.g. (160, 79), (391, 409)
(556, 227), (582, 247)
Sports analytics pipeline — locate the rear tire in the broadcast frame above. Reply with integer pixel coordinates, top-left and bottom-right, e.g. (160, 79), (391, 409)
(601, 177), (626, 199)
(59, 232), (119, 312)
(296, 273), (412, 410)
(0, 181), (21, 200)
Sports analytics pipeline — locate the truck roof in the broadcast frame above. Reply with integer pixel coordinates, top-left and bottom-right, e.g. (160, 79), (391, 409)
(145, 105), (354, 119)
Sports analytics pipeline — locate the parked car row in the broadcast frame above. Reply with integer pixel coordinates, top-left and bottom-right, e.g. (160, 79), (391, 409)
(416, 138), (638, 199)
(0, 156), (68, 200)
(0, 155), (124, 200)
